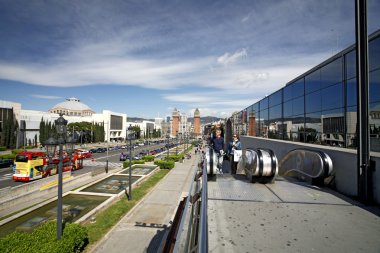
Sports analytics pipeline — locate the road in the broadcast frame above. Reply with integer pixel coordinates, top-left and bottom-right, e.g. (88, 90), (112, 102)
(0, 142), (169, 190)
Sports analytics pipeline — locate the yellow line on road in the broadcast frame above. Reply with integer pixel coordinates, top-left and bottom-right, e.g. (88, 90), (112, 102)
(40, 175), (73, 190)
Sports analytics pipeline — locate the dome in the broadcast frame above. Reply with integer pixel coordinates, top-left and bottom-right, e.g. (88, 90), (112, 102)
(194, 108), (200, 117)
(49, 97), (94, 117)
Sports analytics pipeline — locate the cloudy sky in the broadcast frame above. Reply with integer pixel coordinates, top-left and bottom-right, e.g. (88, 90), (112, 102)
(0, 0), (379, 119)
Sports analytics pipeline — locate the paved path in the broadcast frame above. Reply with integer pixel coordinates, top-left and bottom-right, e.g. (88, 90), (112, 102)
(90, 154), (199, 253)
(208, 174), (380, 253)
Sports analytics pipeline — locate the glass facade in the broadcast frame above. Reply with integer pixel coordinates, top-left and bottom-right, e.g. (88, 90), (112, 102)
(230, 30), (380, 152)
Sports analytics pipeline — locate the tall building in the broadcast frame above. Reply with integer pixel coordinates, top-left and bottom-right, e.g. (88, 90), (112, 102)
(172, 108), (179, 137)
(194, 108), (201, 136)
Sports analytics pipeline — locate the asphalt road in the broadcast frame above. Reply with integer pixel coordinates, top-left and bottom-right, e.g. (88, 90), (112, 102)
(0, 142), (169, 189)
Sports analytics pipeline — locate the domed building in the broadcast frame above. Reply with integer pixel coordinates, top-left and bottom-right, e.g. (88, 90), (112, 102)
(49, 97), (95, 117)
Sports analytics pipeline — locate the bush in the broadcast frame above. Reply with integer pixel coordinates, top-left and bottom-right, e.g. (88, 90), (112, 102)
(0, 221), (88, 253)
(154, 160), (175, 170)
(0, 154), (16, 160)
(142, 155), (154, 162)
(0, 146), (6, 151)
(164, 154), (182, 162)
(123, 160), (145, 168)
(11, 149), (25, 155)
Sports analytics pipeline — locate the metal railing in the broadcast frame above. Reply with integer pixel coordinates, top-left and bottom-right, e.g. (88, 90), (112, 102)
(164, 154), (208, 253)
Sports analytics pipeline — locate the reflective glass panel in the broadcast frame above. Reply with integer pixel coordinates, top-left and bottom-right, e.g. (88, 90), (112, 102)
(269, 104), (282, 120)
(284, 85), (292, 102)
(369, 37), (380, 71)
(346, 78), (357, 107)
(369, 102), (380, 152)
(321, 57), (343, 89)
(305, 69), (321, 94)
(345, 49), (356, 80)
(292, 78), (304, 99)
(260, 97), (269, 110)
(321, 82), (343, 111)
(292, 96), (304, 116)
(269, 89), (282, 107)
(370, 69), (380, 104)
(346, 106), (357, 149)
(305, 111), (322, 144)
(321, 108), (345, 147)
(284, 100), (292, 117)
(306, 90), (321, 113)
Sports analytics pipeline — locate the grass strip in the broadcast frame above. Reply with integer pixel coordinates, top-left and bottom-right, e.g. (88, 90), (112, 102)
(84, 169), (169, 247)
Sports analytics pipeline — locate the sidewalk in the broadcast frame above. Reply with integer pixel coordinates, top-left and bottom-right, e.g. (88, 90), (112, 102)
(90, 153), (198, 253)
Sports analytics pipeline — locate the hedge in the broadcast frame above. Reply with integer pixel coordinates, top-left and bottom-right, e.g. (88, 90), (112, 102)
(142, 155), (154, 162)
(123, 160), (145, 168)
(0, 154), (16, 160)
(154, 160), (175, 170)
(0, 146), (6, 151)
(164, 154), (182, 162)
(0, 221), (88, 253)
(11, 149), (26, 155)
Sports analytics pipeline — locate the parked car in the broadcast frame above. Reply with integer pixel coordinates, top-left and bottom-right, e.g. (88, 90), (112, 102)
(89, 148), (98, 153)
(120, 153), (130, 161)
(0, 159), (14, 169)
(96, 147), (106, 153)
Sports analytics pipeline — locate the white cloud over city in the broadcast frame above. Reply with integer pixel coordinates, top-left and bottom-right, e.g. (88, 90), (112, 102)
(0, 0), (379, 118)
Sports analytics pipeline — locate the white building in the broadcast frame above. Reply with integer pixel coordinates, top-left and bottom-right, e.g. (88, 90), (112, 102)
(1, 98), (127, 145)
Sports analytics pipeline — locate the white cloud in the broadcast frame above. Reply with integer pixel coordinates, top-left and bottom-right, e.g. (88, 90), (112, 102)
(30, 94), (62, 99)
(217, 48), (248, 65)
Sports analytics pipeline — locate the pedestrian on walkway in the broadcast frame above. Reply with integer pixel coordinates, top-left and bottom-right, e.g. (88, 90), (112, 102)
(228, 134), (241, 174)
(211, 128), (225, 171)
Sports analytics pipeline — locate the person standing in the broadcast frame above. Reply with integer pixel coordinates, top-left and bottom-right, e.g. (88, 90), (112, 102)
(211, 128), (225, 171)
(228, 134), (241, 174)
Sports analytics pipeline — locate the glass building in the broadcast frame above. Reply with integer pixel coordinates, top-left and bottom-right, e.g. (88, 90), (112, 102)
(230, 29), (380, 152)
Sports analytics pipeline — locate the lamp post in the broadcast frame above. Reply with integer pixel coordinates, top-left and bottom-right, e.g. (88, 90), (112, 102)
(105, 122), (109, 173)
(45, 114), (76, 240)
(166, 129), (170, 158)
(127, 124), (135, 200)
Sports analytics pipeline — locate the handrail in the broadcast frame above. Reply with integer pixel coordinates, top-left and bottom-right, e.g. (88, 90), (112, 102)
(169, 154), (208, 253)
(197, 155), (208, 253)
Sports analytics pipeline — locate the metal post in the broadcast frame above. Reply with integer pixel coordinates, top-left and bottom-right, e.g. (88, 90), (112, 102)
(355, 0), (371, 202)
(57, 141), (63, 240)
(106, 123), (109, 173)
(129, 138), (132, 200)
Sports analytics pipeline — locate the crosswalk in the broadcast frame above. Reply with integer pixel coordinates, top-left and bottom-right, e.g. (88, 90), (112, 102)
(83, 160), (123, 168)
(0, 173), (13, 181)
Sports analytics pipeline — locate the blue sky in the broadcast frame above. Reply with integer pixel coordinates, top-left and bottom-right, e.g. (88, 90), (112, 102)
(0, 0), (379, 119)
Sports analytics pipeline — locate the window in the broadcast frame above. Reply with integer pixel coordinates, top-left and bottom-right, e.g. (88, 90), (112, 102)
(292, 96), (304, 116)
(346, 78), (357, 107)
(259, 97), (269, 110)
(269, 89), (282, 107)
(305, 69), (321, 94)
(321, 83), (343, 111)
(284, 100), (292, 118)
(306, 90), (322, 113)
(369, 37), (380, 71)
(345, 49), (356, 80)
(269, 104), (282, 120)
(284, 78), (304, 101)
(370, 69), (380, 104)
(321, 57), (342, 89)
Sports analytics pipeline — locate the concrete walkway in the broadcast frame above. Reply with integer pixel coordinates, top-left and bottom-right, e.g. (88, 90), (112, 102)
(90, 153), (199, 253)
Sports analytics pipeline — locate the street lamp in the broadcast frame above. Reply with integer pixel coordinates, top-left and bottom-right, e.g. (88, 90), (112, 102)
(105, 122), (109, 173)
(127, 124), (135, 200)
(166, 129), (170, 158)
(45, 114), (76, 240)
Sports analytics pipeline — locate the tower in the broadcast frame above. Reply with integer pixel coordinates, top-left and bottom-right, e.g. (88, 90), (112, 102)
(194, 108), (200, 137)
(172, 108), (179, 137)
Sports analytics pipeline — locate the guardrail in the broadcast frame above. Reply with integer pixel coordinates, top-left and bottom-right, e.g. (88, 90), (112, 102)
(163, 155), (208, 253)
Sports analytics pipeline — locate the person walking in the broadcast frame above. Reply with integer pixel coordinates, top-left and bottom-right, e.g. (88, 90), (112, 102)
(211, 128), (225, 172)
(228, 134), (241, 174)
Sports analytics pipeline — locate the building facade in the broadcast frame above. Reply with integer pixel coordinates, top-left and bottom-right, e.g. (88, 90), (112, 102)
(230, 29), (380, 152)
